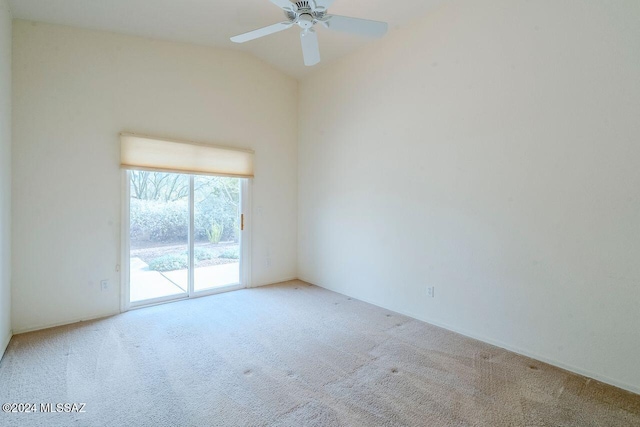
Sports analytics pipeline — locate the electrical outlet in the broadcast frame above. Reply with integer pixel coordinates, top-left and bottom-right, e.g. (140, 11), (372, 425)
(100, 280), (109, 292)
(427, 286), (435, 298)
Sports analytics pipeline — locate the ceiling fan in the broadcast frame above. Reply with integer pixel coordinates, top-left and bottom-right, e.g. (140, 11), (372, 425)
(230, 0), (388, 66)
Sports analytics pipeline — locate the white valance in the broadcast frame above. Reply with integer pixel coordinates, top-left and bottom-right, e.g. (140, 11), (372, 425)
(120, 133), (254, 178)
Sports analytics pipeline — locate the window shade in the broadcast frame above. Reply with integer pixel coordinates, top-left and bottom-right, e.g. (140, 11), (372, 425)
(120, 133), (254, 178)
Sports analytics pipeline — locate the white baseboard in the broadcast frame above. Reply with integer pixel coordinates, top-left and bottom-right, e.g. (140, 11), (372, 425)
(423, 317), (640, 396)
(15, 279), (301, 334)
(250, 276), (299, 288)
(302, 278), (640, 396)
(1, 330), (12, 361)
(12, 311), (120, 335)
(13, 278), (301, 334)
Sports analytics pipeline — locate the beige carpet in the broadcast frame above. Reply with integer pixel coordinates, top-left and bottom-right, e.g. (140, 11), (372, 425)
(0, 281), (638, 427)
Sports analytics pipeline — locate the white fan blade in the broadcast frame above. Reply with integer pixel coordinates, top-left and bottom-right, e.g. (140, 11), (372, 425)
(300, 29), (321, 66)
(323, 15), (388, 38)
(270, 0), (297, 12)
(230, 22), (293, 43)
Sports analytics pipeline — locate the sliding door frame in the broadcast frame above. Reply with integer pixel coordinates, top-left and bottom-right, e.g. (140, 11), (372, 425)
(120, 170), (252, 312)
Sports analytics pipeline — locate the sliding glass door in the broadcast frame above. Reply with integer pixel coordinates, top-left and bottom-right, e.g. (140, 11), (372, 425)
(127, 170), (245, 307)
(193, 176), (241, 292)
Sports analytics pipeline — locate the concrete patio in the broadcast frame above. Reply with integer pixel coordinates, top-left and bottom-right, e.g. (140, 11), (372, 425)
(130, 257), (240, 302)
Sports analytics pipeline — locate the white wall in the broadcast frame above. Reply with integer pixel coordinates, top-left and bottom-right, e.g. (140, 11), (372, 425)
(298, 0), (640, 393)
(12, 21), (298, 333)
(0, 0), (11, 358)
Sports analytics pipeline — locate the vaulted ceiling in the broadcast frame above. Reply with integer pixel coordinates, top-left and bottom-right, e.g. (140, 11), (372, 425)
(9, 0), (444, 78)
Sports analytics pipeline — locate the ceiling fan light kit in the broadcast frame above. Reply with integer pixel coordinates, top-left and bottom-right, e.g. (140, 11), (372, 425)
(230, 0), (388, 67)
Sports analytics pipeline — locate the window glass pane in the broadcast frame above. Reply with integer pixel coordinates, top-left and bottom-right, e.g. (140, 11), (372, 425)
(193, 176), (241, 292)
(129, 171), (189, 302)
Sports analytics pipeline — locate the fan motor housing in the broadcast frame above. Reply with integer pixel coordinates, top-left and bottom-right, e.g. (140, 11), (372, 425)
(285, 1), (327, 23)
(297, 14), (314, 29)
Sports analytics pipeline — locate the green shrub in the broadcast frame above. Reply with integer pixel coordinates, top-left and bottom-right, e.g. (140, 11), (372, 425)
(148, 254), (188, 272)
(130, 199), (188, 242)
(195, 247), (214, 261)
(182, 247), (214, 262)
(206, 221), (223, 244)
(130, 175), (241, 244)
(219, 248), (239, 259)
